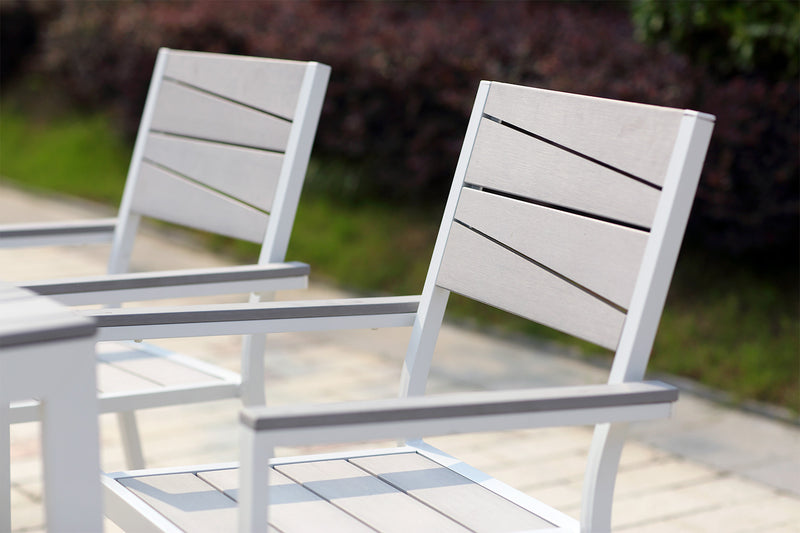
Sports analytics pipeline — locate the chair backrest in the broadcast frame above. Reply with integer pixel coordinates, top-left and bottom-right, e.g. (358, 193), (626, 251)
(402, 81), (714, 396)
(108, 48), (330, 273)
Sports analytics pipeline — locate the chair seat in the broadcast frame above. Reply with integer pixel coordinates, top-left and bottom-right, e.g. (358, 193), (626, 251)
(104, 445), (574, 532)
(9, 341), (240, 423)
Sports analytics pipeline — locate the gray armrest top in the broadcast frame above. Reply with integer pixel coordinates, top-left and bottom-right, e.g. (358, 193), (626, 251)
(0, 218), (118, 238)
(21, 262), (310, 295)
(83, 295), (420, 327)
(0, 283), (96, 348)
(241, 381), (679, 431)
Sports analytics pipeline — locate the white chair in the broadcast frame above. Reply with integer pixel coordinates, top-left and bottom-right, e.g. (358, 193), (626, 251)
(97, 81), (714, 532)
(0, 48), (331, 469)
(1, 283), (101, 532)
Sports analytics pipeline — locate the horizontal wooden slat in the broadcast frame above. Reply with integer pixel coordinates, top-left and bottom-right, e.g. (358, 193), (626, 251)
(466, 118), (661, 229)
(149, 80), (291, 152)
(119, 473), (236, 533)
(437, 222), (625, 349)
(97, 347), (220, 387)
(484, 82), (685, 187)
(352, 453), (553, 532)
(130, 162), (270, 243)
(454, 187), (648, 309)
(96, 362), (160, 393)
(276, 459), (468, 532)
(198, 468), (373, 532)
(143, 133), (284, 211)
(164, 50), (308, 120)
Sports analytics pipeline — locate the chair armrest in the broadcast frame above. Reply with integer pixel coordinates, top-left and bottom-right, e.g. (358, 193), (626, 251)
(83, 295), (420, 341)
(240, 381), (679, 446)
(0, 218), (118, 248)
(20, 262), (310, 306)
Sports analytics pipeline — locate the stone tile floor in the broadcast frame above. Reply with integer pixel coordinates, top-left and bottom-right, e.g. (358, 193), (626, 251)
(3, 182), (799, 532)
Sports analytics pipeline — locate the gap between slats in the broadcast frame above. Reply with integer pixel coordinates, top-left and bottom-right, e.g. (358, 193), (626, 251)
(452, 219), (626, 314)
(131, 161), (271, 243)
(351, 453), (553, 531)
(482, 113), (662, 192)
(142, 158), (271, 216)
(162, 50), (308, 120)
(437, 222), (626, 349)
(276, 457), (470, 532)
(142, 132), (283, 212)
(149, 81), (292, 152)
(453, 187), (647, 309)
(163, 76), (294, 123)
(96, 352), (223, 392)
(343, 455), (476, 532)
(463, 183), (651, 233)
(482, 82), (683, 186)
(464, 117), (661, 230)
(147, 130), (286, 155)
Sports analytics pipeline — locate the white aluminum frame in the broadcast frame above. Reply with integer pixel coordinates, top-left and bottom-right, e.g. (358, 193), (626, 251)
(97, 81), (713, 532)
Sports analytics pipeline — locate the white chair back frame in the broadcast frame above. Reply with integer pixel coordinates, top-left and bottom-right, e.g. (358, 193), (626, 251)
(399, 81), (714, 531)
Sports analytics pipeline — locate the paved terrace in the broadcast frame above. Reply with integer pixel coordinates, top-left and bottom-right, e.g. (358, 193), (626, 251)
(2, 182), (799, 532)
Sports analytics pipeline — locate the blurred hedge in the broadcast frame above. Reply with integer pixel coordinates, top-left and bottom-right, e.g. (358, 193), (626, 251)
(3, 0), (797, 258)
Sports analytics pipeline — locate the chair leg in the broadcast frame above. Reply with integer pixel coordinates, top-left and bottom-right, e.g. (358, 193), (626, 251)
(117, 411), (146, 470)
(241, 291), (272, 408)
(241, 333), (267, 407)
(1, 399), (10, 533)
(580, 422), (628, 533)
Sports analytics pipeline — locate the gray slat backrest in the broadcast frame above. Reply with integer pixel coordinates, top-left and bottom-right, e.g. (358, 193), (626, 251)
(123, 49), (327, 245)
(435, 82), (714, 352)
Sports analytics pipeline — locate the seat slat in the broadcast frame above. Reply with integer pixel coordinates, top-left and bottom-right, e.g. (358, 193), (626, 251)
(143, 133), (284, 212)
(276, 459), (470, 533)
(130, 162), (270, 243)
(437, 222), (625, 349)
(97, 348), (222, 387)
(483, 82), (684, 187)
(352, 453), (553, 532)
(149, 80), (292, 152)
(119, 473), (237, 533)
(96, 361), (160, 393)
(466, 118), (661, 229)
(454, 187), (648, 309)
(198, 468), (374, 532)
(163, 51), (308, 120)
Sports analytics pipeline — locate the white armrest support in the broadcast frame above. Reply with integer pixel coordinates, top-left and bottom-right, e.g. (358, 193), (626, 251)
(84, 295), (421, 340)
(0, 218), (118, 248)
(240, 381), (679, 447)
(20, 262), (310, 305)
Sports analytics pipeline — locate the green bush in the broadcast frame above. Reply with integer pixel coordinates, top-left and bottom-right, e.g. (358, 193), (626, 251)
(631, 0), (800, 81)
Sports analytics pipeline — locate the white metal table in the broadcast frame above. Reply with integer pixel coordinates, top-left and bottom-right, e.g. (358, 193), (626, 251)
(1, 283), (102, 532)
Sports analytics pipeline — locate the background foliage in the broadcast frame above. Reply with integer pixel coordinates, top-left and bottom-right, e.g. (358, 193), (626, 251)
(631, 0), (800, 81)
(3, 0), (798, 257)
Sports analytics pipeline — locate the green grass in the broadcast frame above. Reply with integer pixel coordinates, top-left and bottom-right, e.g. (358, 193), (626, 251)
(1, 101), (797, 414)
(655, 251), (799, 409)
(0, 103), (131, 204)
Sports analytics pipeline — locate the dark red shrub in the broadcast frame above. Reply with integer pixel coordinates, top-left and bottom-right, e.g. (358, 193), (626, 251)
(16, 0), (799, 256)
